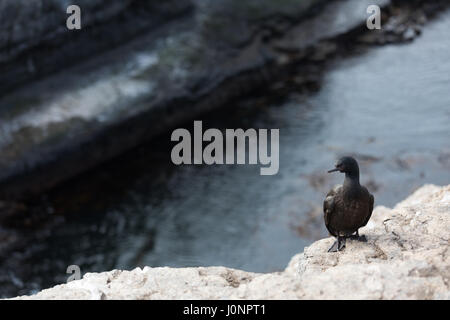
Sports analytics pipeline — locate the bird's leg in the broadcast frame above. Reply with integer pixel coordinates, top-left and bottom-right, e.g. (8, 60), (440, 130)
(327, 238), (339, 252)
(328, 236), (346, 252)
(337, 236), (346, 251)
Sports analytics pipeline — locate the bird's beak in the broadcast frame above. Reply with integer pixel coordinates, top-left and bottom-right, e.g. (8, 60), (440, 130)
(328, 168), (339, 173)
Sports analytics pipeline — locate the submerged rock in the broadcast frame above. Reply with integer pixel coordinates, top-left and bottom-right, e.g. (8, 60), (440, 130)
(11, 184), (450, 300)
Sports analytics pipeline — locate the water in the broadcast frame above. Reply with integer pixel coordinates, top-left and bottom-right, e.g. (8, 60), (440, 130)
(1, 11), (450, 298)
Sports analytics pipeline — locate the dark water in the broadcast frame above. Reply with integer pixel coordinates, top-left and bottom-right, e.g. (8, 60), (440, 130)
(1, 11), (450, 298)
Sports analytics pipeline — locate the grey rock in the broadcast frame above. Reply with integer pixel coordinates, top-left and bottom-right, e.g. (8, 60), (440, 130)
(0, 0), (131, 62)
(0, 0), (390, 200)
(0, 0), (194, 93)
(403, 27), (417, 41)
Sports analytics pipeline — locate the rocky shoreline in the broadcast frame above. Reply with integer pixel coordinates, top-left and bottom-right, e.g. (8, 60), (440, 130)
(10, 184), (449, 300)
(2, 0), (449, 202)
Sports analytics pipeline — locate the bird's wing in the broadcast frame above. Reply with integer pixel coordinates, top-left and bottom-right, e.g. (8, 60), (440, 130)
(369, 193), (374, 214)
(361, 188), (375, 226)
(323, 185), (340, 236)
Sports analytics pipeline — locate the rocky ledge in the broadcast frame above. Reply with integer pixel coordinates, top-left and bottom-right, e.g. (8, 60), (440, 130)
(12, 184), (450, 300)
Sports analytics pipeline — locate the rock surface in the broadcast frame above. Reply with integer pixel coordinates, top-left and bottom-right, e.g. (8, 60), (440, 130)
(12, 184), (450, 300)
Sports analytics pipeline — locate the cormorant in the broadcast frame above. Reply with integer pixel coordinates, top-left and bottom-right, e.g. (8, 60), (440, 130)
(323, 156), (374, 252)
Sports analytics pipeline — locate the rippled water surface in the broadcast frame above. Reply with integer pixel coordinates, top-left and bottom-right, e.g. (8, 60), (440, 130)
(1, 11), (450, 298)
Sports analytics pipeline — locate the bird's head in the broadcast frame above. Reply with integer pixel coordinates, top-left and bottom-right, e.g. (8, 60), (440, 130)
(328, 156), (359, 175)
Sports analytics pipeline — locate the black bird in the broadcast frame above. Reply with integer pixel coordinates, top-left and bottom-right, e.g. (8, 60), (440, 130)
(323, 156), (374, 252)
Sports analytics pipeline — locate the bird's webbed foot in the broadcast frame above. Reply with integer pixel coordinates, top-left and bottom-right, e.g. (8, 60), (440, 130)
(328, 236), (346, 252)
(357, 234), (368, 242)
(348, 230), (368, 242)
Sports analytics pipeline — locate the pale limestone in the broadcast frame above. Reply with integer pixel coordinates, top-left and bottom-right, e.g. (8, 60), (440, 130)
(12, 184), (450, 300)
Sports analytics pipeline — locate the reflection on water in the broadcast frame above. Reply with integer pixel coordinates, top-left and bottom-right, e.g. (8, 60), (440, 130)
(1, 11), (450, 298)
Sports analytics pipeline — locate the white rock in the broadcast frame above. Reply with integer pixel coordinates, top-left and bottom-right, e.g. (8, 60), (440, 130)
(10, 184), (450, 300)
